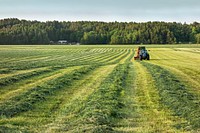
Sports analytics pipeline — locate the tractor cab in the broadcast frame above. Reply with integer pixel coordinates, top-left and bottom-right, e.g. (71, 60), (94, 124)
(134, 46), (150, 60)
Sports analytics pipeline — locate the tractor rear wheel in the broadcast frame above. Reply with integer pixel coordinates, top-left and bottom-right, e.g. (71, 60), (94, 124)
(140, 55), (142, 61)
(147, 55), (150, 60)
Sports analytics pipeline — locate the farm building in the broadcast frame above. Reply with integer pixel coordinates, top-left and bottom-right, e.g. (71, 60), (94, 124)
(58, 40), (68, 44)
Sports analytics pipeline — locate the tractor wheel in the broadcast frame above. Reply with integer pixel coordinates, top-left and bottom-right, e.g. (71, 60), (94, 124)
(147, 55), (150, 60)
(140, 55), (142, 61)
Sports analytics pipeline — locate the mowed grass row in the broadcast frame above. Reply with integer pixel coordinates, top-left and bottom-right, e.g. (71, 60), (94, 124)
(0, 47), (84, 62)
(0, 66), (86, 102)
(70, 49), (127, 65)
(0, 67), (52, 87)
(0, 48), (128, 70)
(0, 65), (98, 117)
(0, 52), (96, 71)
(0, 47), (130, 93)
(141, 62), (200, 131)
(149, 48), (200, 94)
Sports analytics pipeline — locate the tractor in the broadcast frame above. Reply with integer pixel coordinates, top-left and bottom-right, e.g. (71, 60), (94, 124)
(134, 46), (150, 61)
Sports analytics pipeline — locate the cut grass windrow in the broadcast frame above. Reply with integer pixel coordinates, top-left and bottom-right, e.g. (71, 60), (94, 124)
(124, 49), (135, 63)
(79, 51), (121, 64)
(0, 48), (122, 70)
(0, 66), (96, 117)
(0, 68), (11, 74)
(0, 66), (82, 102)
(106, 49), (130, 64)
(141, 62), (200, 130)
(0, 67), (51, 87)
(149, 49), (200, 96)
(61, 63), (130, 132)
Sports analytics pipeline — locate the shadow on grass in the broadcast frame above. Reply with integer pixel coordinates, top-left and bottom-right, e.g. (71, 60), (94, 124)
(150, 58), (177, 60)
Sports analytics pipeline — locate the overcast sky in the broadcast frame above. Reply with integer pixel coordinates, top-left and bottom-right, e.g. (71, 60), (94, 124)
(0, 0), (200, 23)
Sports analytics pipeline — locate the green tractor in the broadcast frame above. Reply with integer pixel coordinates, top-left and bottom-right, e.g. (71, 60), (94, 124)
(134, 46), (150, 61)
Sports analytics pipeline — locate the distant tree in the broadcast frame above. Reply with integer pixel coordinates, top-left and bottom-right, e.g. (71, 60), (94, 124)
(196, 34), (200, 44)
(166, 31), (176, 44)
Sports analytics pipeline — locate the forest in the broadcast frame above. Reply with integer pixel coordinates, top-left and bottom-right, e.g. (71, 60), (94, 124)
(0, 18), (200, 44)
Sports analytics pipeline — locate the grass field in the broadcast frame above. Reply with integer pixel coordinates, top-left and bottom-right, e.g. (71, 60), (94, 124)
(0, 44), (200, 133)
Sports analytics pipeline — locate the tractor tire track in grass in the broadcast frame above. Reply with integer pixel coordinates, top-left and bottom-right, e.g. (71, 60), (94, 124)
(0, 66), (95, 117)
(141, 62), (200, 131)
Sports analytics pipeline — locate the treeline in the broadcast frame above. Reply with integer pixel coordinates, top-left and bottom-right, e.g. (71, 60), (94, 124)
(0, 18), (200, 44)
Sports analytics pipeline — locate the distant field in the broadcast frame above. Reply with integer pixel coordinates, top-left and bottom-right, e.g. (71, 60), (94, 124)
(0, 45), (200, 132)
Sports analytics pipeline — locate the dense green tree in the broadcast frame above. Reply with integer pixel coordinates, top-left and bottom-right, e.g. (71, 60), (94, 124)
(196, 34), (200, 44)
(0, 18), (200, 44)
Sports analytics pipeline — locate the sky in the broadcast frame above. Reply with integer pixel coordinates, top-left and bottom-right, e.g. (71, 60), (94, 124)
(0, 0), (200, 23)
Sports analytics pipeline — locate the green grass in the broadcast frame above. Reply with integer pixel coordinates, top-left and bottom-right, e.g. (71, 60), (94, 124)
(0, 45), (200, 133)
(0, 67), (51, 87)
(0, 66), (95, 117)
